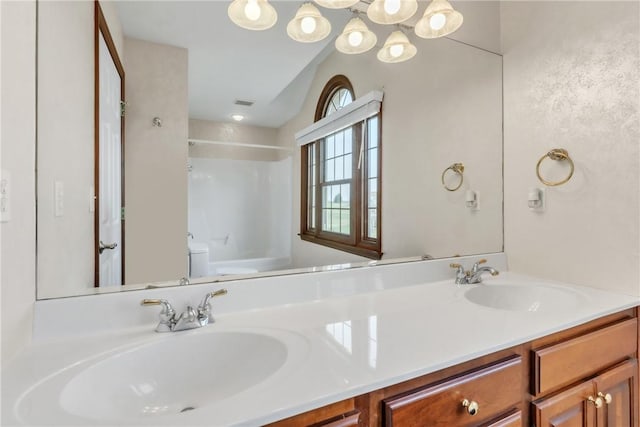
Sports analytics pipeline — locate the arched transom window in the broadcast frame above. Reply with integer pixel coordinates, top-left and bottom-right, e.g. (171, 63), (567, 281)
(300, 75), (382, 259)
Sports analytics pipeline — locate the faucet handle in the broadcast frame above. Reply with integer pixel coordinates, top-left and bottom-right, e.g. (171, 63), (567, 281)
(201, 289), (228, 306)
(471, 259), (487, 273)
(210, 289), (228, 298)
(450, 263), (463, 269)
(141, 298), (175, 313)
(141, 299), (176, 332)
(198, 289), (228, 321)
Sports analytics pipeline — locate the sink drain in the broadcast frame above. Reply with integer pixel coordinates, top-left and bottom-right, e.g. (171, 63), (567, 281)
(180, 406), (196, 413)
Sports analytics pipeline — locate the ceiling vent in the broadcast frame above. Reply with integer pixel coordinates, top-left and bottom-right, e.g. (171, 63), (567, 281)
(234, 99), (254, 107)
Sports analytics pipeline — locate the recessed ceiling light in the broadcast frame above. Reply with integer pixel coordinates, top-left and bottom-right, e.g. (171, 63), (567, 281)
(232, 114), (245, 122)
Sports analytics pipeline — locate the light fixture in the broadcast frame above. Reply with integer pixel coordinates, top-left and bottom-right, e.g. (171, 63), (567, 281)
(313, 0), (359, 9)
(287, 3), (332, 43)
(228, 0), (464, 64)
(335, 17), (377, 54)
(366, 0), (418, 25)
(414, 0), (463, 39)
(231, 114), (245, 121)
(377, 30), (416, 63)
(228, 0), (278, 31)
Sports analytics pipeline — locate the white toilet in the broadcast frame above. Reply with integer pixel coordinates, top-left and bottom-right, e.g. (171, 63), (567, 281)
(188, 242), (209, 278)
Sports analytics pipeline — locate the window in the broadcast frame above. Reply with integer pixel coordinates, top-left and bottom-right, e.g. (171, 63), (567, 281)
(300, 75), (382, 259)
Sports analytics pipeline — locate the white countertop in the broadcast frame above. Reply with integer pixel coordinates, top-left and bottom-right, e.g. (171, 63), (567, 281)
(2, 264), (639, 426)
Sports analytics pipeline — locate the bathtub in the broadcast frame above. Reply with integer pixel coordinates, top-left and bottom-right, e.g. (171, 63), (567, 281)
(208, 256), (291, 276)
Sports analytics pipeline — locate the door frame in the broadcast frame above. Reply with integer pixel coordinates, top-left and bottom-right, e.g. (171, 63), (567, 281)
(94, 1), (125, 287)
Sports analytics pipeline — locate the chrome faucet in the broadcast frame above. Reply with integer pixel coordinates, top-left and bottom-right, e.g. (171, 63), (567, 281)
(450, 259), (499, 285)
(141, 289), (228, 332)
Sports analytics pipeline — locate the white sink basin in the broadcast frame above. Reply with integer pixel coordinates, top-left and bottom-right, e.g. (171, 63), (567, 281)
(465, 283), (586, 312)
(59, 331), (287, 421)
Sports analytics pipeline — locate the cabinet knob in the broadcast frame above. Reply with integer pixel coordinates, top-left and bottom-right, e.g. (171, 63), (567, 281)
(598, 392), (613, 404)
(461, 399), (479, 416)
(588, 395), (604, 409)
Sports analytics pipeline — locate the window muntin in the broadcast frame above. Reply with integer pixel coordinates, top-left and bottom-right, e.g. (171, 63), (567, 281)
(321, 127), (353, 236)
(300, 75), (382, 259)
(325, 88), (353, 116)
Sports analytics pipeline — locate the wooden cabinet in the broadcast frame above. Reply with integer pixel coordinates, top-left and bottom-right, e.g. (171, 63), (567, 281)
(383, 357), (522, 427)
(532, 316), (638, 427)
(267, 308), (639, 427)
(532, 379), (597, 426)
(595, 359), (638, 427)
(309, 411), (361, 427)
(531, 318), (638, 395)
(267, 399), (361, 427)
(532, 360), (638, 427)
(482, 411), (522, 427)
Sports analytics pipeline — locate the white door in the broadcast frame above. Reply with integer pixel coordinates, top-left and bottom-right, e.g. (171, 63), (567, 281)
(98, 33), (122, 287)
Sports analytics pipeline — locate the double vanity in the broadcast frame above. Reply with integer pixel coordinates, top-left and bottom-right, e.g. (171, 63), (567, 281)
(2, 253), (639, 426)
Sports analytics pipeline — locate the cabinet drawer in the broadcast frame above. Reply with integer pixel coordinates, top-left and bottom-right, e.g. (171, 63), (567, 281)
(383, 356), (522, 427)
(532, 318), (638, 395)
(309, 411), (360, 427)
(482, 410), (522, 427)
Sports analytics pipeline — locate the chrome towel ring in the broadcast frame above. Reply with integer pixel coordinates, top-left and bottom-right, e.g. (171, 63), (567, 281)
(442, 163), (464, 192)
(536, 149), (574, 187)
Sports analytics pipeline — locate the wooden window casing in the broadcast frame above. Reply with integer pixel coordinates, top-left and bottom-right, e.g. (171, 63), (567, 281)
(300, 75), (382, 260)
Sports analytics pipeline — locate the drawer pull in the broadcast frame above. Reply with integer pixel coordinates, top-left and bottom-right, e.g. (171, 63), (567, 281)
(461, 399), (479, 416)
(587, 395), (604, 409)
(598, 392), (613, 404)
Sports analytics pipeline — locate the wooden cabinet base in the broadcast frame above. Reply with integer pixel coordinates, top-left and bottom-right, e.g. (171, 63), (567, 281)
(268, 308), (638, 427)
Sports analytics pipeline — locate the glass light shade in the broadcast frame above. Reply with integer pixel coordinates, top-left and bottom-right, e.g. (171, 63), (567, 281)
(313, 0), (360, 9)
(366, 0), (418, 25)
(335, 17), (377, 54)
(414, 0), (463, 39)
(228, 0), (278, 31)
(377, 31), (416, 63)
(287, 3), (332, 43)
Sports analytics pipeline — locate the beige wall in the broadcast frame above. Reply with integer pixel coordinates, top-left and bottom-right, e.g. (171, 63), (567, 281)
(36, 1), (124, 299)
(279, 39), (504, 269)
(502, 1), (640, 296)
(124, 38), (188, 284)
(37, 1), (95, 298)
(189, 119), (284, 162)
(1, 0), (37, 363)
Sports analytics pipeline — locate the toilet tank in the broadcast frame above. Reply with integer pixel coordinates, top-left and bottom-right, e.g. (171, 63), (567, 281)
(188, 242), (209, 278)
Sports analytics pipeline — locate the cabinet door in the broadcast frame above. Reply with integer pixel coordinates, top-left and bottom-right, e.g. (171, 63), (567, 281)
(533, 380), (597, 427)
(595, 359), (638, 427)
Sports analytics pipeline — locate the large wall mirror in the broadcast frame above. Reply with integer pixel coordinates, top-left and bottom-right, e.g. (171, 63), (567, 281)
(36, 1), (503, 299)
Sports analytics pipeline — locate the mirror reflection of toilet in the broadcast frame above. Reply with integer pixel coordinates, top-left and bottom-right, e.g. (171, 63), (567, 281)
(188, 242), (209, 278)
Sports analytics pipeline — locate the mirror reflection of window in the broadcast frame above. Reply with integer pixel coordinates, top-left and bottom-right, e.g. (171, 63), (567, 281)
(301, 75), (382, 259)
